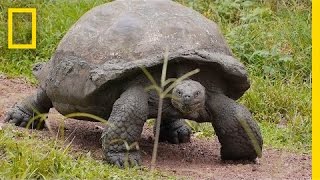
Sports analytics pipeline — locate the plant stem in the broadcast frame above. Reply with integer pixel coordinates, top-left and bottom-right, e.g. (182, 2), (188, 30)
(151, 94), (163, 170)
(151, 48), (168, 170)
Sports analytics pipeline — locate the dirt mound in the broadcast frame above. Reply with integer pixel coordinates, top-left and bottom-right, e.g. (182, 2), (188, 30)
(0, 77), (311, 179)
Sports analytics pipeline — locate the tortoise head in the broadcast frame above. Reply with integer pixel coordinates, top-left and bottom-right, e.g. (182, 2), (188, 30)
(171, 80), (206, 115)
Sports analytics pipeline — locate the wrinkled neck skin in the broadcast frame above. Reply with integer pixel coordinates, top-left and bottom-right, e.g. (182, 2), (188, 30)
(181, 100), (212, 122)
(183, 92), (212, 122)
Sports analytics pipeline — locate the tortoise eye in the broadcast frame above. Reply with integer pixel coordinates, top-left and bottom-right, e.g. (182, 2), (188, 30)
(176, 90), (182, 96)
(194, 91), (200, 97)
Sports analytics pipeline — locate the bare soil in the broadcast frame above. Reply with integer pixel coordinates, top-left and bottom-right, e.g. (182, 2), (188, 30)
(0, 76), (311, 179)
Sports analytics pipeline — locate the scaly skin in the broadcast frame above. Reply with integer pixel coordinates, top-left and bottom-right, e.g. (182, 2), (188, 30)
(101, 86), (148, 167)
(5, 88), (52, 129)
(207, 93), (263, 160)
(155, 119), (192, 144)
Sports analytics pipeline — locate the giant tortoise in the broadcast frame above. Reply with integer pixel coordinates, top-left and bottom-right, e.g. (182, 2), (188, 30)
(5, 0), (263, 167)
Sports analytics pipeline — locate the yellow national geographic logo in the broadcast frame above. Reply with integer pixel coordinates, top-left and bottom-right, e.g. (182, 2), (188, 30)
(8, 8), (37, 49)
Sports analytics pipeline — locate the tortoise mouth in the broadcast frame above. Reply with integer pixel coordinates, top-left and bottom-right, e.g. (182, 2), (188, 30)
(172, 100), (202, 115)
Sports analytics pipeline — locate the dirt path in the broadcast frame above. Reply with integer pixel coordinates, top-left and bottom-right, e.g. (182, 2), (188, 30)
(0, 76), (311, 179)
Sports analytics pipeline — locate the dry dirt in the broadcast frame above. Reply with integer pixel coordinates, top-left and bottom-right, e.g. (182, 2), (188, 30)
(0, 76), (311, 179)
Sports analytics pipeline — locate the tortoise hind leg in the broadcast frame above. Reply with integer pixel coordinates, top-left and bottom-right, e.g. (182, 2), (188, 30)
(207, 93), (263, 160)
(155, 119), (192, 144)
(101, 86), (148, 168)
(5, 88), (52, 129)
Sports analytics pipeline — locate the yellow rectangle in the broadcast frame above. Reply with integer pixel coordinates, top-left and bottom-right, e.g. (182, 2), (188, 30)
(313, 0), (319, 179)
(8, 8), (36, 49)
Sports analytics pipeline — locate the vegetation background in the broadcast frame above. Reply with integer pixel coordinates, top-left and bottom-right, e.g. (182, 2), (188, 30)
(0, 0), (311, 179)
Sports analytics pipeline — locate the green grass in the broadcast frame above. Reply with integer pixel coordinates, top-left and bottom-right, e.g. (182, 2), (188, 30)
(0, 0), (112, 81)
(0, 0), (311, 178)
(243, 75), (311, 152)
(12, 13), (32, 44)
(0, 126), (173, 179)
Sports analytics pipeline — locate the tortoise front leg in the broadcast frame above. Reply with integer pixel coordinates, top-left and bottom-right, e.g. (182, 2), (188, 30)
(5, 88), (52, 129)
(101, 86), (148, 168)
(207, 93), (263, 160)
